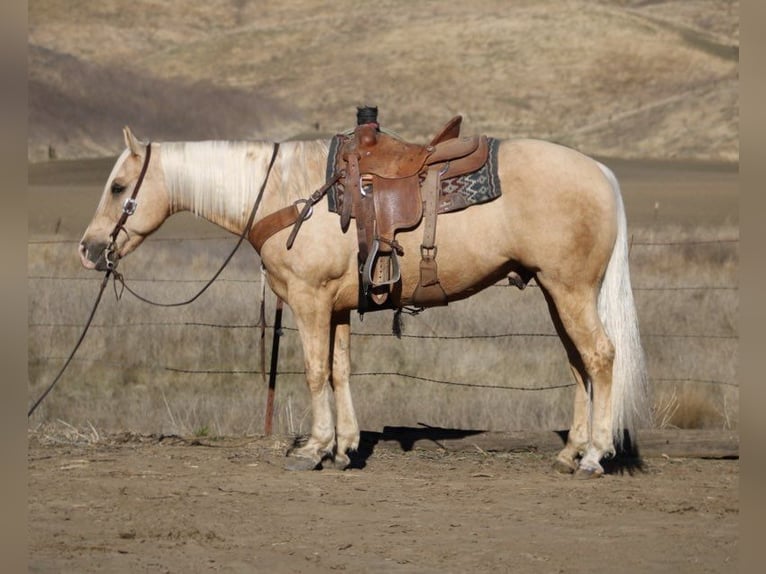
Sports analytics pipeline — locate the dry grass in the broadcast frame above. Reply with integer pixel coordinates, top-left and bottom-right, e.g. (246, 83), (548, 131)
(30, 419), (102, 446)
(27, 219), (739, 437)
(28, 0), (738, 162)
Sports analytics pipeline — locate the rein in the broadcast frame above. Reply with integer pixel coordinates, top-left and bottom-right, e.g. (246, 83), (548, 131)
(28, 142), (280, 417)
(27, 145), (156, 417)
(112, 142), (281, 306)
(27, 272), (112, 417)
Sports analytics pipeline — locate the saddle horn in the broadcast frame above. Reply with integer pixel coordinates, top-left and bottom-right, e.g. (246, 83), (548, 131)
(357, 105), (379, 126)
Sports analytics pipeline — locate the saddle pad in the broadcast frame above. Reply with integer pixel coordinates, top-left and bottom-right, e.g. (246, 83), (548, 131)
(326, 136), (502, 216)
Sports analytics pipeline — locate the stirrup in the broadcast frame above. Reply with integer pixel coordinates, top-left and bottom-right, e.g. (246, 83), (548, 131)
(362, 238), (401, 291)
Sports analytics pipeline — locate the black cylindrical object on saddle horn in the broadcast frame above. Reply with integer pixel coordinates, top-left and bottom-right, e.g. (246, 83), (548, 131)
(356, 106), (378, 126)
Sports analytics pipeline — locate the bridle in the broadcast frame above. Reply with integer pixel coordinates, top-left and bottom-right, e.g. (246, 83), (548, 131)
(109, 141), (281, 307)
(29, 141), (280, 417)
(105, 142), (153, 271)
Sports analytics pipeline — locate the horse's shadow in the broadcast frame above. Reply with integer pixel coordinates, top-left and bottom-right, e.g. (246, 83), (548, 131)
(345, 425), (645, 475)
(347, 424), (483, 469)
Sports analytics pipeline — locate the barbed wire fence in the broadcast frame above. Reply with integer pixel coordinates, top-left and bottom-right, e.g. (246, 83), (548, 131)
(27, 235), (739, 433)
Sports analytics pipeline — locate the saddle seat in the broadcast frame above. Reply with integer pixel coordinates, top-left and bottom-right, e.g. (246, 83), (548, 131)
(347, 123), (482, 180)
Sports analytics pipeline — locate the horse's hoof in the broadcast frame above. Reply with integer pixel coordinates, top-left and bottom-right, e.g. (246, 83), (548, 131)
(327, 450), (351, 470)
(574, 467), (604, 480)
(284, 455), (320, 471)
(552, 459), (576, 475)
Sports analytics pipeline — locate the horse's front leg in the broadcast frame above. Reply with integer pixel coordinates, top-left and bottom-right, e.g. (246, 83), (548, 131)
(328, 310), (359, 469)
(284, 292), (335, 471)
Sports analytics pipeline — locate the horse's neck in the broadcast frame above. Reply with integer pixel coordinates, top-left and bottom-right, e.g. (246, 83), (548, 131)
(160, 140), (330, 235)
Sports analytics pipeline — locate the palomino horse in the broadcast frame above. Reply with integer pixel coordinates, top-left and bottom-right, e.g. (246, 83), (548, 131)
(79, 126), (649, 477)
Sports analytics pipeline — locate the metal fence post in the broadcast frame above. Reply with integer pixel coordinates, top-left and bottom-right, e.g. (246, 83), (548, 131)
(264, 297), (283, 435)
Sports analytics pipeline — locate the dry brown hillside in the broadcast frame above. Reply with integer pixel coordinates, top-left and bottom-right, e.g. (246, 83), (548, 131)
(28, 0), (738, 162)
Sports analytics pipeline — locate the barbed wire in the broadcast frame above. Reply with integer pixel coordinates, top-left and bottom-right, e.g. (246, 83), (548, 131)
(27, 274), (739, 292)
(489, 283), (737, 291)
(29, 236), (232, 245)
(28, 236), (740, 246)
(28, 235), (739, 399)
(28, 275), (256, 284)
(29, 356), (736, 391)
(630, 238), (739, 246)
(27, 320), (739, 341)
(653, 377), (739, 388)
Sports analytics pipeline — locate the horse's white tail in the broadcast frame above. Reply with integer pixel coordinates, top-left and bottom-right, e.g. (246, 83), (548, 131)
(596, 162), (651, 447)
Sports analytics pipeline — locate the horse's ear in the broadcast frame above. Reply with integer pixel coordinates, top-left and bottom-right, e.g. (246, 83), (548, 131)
(123, 126), (143, 156)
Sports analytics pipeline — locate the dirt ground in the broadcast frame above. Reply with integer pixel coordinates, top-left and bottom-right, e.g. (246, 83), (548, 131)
(28, 432), (738, 574)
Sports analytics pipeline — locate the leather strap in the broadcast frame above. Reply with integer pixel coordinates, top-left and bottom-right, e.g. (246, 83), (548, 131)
(249, 171), (341, 253)
(356, 180), (376, 275)
(341, 151), (359, 231)
(109, 144), (151, 239)
(250, 204), (300, 253)
(411, 166), (448, 306)
(105, 143), (152, 270)
(420, 167), (440, 251)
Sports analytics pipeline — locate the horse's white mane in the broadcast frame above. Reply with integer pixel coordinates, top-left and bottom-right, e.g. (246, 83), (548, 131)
(160, 139), (329, 229)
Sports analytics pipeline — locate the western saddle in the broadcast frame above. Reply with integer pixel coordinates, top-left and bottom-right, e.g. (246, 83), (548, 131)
(251, 106), (490, 312)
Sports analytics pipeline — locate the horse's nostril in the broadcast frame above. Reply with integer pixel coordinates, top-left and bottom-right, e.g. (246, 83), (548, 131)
(78, 242), (89, 261)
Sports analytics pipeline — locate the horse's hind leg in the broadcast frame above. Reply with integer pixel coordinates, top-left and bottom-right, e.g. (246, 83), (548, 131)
(328, 310), (359, 469)
(540, 286), (590, 473)
(284, 292), (336, 470)
(539, 280), (616, 478)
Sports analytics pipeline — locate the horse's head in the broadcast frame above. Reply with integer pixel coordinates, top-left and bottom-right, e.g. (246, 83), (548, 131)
(79, 127), (169, 271)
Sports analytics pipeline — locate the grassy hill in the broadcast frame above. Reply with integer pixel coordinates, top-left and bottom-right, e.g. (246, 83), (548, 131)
(28, 0), (738, 162)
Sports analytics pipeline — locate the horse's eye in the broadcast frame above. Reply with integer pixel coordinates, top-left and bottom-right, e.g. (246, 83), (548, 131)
(111, 182), (126, 195)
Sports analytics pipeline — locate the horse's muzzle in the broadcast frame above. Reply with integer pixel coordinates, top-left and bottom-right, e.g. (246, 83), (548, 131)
(79, 240), (112, 271)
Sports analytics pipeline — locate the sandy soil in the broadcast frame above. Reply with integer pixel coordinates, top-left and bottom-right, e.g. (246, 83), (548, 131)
(28, 433), (737, 573)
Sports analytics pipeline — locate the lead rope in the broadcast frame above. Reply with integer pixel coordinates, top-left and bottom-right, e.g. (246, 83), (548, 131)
(28, 142), (280, 417)
(27, 272), (112, 417)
